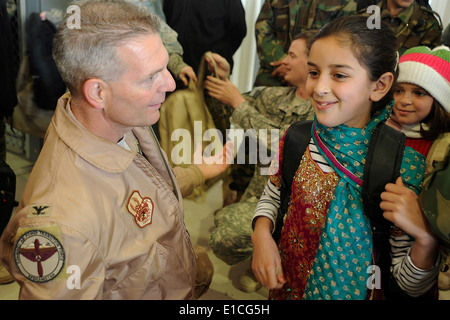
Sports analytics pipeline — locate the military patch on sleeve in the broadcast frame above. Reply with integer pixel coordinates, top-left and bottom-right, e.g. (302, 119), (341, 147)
(14, 225), (65, 283)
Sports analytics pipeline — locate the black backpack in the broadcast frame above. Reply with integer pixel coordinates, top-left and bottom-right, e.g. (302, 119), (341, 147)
(26, 12), (66, 110)
(273, 120), (406, 298)
(0, 159), (18, 237)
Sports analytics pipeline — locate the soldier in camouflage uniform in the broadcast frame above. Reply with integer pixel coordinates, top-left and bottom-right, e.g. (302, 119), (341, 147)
(358, 0), (443, 55)
(254, 0), (357, 87)
(209, 85), (314, 264)
(205, 33), (315, 291)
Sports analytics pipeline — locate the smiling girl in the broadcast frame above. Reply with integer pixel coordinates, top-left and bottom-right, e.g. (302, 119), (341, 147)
(251, 16), (439, 300)
(382, 45), (450, 297)
(386, 46), (450, 157)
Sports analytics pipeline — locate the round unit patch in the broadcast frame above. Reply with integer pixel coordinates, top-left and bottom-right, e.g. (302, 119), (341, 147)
(14, 229), (65, 283)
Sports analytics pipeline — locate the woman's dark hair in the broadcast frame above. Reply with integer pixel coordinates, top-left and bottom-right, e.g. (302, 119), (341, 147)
(311, 15), (398, 115)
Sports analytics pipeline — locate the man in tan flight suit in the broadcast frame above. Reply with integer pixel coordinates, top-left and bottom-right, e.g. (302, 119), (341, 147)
(0, 0), (214, 300)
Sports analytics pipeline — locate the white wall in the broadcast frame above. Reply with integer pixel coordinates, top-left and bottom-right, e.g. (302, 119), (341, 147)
(429, 0), (450, 27)
(230, 0), (265, 93)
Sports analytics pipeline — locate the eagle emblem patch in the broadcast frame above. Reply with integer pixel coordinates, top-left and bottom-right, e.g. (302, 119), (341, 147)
(28, 204), (52, 218)
(127, 191), (154, 228)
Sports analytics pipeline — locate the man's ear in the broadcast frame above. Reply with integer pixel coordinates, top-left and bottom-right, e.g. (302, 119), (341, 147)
(370, 72), (394, 102)
(83, 79), (107, 109)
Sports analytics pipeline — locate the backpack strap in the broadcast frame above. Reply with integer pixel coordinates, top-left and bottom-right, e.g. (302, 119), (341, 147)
(362, 122), (406, 298)
(273, 120), (313, 243)
(273, 121), (406, 242)
(363, 123), (406, 234)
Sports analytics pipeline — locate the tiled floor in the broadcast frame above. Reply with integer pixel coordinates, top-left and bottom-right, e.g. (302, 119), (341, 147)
(1, 151), (448, 300)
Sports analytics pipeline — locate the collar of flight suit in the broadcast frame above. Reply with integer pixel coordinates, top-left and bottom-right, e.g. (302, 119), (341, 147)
(51, 92), (139, 173)
(52, 93), (179, 198)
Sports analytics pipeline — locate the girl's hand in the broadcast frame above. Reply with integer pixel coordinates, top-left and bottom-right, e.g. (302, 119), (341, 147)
(380, 177), (438, 269)
(380, 177), (432, 241)
(251, 217), (286, 289)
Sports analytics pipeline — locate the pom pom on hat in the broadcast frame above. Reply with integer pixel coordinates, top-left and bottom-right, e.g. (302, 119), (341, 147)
(397, 46), (450, 112)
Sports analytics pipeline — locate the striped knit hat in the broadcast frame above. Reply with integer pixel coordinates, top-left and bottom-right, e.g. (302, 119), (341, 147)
(397, 45), (450, 112)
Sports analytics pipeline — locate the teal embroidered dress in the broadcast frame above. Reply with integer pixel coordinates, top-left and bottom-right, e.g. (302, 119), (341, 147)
(269, 107), (425, 300)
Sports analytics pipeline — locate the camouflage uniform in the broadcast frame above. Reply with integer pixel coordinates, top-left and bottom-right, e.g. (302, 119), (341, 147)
(204, 94), (235, 142)
(359, 0), (443, 55)
(254, 0), (357, 87)
(209, 86), (314, 265)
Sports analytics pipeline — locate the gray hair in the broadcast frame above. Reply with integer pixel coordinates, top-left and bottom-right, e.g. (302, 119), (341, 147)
(53, 0), (160, 97)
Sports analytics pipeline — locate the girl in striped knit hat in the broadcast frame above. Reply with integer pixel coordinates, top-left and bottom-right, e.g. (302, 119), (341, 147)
(382, 46), (450, 296)
(386, 45), (450, 158)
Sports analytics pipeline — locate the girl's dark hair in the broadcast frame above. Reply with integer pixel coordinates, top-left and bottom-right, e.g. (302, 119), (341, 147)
(311, 15), (398, 115)
(421, 99), (450, 140)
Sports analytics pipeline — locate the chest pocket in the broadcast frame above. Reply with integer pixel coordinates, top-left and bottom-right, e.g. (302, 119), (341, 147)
(271, 1), (290, 45)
